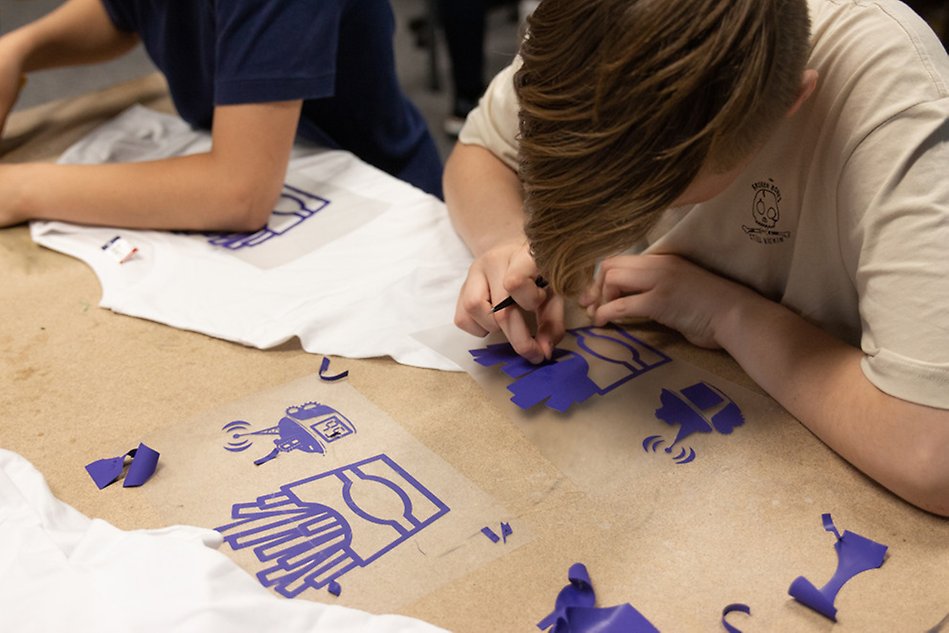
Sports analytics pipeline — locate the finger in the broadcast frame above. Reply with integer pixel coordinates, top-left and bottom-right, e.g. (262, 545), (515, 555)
(580, 256), (640, 309)
(598, 253), (680, 280)
(598, 254), (644, 270)
(592, 293), (655, 326)
(454, 301), (490, 337)
(580, 268), (605, 319)
(485, 269), (546, 363)
(454, 306), (489, 337)
(455, 274), (498, 336)
(578, 267), (604, 308)
(600, 266), (660, 304)
(502, 247), (545, 311)
(494, 306), (546, 364)
(535, 295), (566, 360)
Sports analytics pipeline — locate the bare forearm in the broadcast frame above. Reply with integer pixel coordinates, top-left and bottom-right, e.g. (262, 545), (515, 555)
(443, 143), (526, 256)
(1, 101), (300, 230)
(3, 155), (272, 231)
(0, 0), (137, 72)
(717, 291), (949, 515)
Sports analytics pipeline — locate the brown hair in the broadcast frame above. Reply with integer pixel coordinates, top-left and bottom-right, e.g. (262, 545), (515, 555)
(517, 0), (811, 295)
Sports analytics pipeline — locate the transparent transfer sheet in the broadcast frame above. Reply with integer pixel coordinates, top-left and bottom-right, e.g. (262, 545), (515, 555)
(413, 322), (789, 504)
(141, 375), (524, 613)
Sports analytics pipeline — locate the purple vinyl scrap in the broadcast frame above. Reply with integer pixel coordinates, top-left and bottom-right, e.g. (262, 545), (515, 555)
(481, 521), (514, 544)
(222, 401), (357, 466)
(216, 454), (449, 598)
(537, 563), (659, 633)
(470, 324), (672, 413)
(721, 603), (751, 633)
(788, 513), (887, 621)
(318, 356), (349, 382)
(85, 442), (160, 489)
(481, 526), (501, 543)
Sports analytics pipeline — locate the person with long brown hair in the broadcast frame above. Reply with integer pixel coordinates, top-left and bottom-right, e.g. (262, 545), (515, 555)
(444, 0), (949, 515)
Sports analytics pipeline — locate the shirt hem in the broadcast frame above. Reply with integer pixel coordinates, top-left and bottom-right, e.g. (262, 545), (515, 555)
(215, 74), (336, 105)
(861, 350), (949, 410)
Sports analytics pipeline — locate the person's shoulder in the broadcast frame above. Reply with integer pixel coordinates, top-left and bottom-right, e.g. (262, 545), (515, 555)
(809, 0), (948, 98)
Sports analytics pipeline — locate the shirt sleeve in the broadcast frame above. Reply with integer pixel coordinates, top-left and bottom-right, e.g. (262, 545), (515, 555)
(98, 0), (135, 32)
(458, 59), (522, 172)
(213, 0), (342, 105)
(839, 98), (949, 409)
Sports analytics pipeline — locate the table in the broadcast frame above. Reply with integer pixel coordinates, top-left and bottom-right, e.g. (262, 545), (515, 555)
(2, 75), (947, 632)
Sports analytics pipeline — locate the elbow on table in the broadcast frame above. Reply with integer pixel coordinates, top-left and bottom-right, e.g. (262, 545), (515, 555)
(906, 479), (949, 518)
(210, 181), (281, 233)
(903, 434), (949, 517)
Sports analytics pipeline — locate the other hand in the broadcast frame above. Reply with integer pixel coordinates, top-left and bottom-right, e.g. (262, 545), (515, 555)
(580, 254), (754, 349)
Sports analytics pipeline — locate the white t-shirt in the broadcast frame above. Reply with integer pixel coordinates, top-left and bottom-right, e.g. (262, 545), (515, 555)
(459, 0), (949, 409)
(31, 106), (473, 371)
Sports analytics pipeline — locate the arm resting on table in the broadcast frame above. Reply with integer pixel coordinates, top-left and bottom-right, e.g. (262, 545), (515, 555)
(719, 291), (949, 516)
(0, 100), (302, 231)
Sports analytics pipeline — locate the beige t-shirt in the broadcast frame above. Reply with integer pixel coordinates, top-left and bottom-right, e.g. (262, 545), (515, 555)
(459, 0), (949, 409)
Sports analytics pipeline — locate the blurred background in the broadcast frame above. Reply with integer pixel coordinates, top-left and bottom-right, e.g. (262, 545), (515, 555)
(1, 0), (946, 162)
(0, 0), (525, 160)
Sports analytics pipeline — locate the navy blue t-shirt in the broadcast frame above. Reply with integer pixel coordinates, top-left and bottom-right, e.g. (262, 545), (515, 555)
(100, 0), (443, 197)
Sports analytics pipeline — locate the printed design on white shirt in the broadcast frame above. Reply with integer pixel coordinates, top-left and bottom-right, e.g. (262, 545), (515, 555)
(742, 178), (791, 245)
(177, 173), (388, 270)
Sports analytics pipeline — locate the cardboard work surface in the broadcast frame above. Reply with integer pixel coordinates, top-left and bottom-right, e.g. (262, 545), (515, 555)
(1, 76), (947, 632)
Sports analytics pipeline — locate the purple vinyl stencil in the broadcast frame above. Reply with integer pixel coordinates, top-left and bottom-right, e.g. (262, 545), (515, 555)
(84, 442), (159, 489)
(537, 563), (659, 633)
(470, 324), (671, 412)
(203, 183), (330, 250)
(721, 603), (751, 633)
(788, 513), (888, 621)
(642, 381), (745, 465)
(221, 401), (357, 466)
(216, 453), (450, 598)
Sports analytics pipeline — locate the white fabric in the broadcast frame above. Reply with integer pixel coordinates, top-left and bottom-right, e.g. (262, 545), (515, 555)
(459, 0), (949, 408)
(0, 448), (449, 633)
(31, 106), (472, 371)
